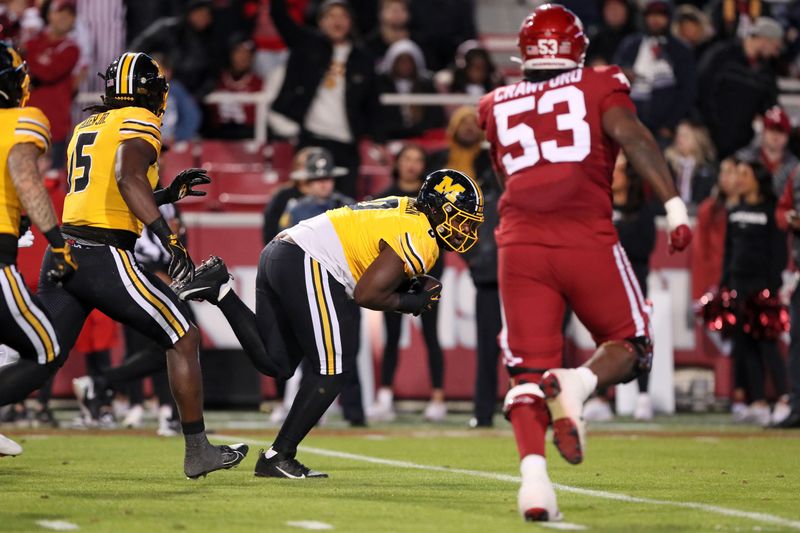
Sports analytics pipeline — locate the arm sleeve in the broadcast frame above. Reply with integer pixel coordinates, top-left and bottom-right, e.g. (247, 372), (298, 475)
(776, 169), (796, 232)
(269, 0), (313, 48)
(665, 42), (696, 130)
(171, 82), (202, 142)
(26, 41), (79, 83)
(768, 213), (788, 292)
(13, 107), (51, 153)
(119, 108), (162, 154)
(720, 219), (732, 288)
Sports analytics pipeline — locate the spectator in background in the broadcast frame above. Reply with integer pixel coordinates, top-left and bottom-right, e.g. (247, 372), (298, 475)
(615, 0), (695, 145)
(586, 0), (637, 67)
(208, 37), (264, 140)
(709, 0), (768, 42)
(427, 106), (492, 184)
(409, 0), (476, 72)
(697, 17), (783, 158)
(737, 105), (798, 198)
(775, 150), (800, 429)
(125, 0), (180, 44)
(131, 0), (220, 101)
(151, 53), (202, 146)
(262, 147), (329, 244)
(672, 4), (714, 61)
(722, 158), (788, 426)
(0, 0), (32, 46)
(364, 0), (413, 65)
(24, 0), (79, 170)
(664, 120), (717, 208)
(692, 156), (739, 300)
(457, 140), (501, 428)
(76, 0), (125, 93)
(251, 0), (307, 77)
(367, 145), (448, 423)
(375, 39), (443, 141)
(442, 41), (505, 96)
(270, 0), (378, 200)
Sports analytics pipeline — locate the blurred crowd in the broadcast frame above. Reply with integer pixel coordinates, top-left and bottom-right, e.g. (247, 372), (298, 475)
(2, 0), (800, 429)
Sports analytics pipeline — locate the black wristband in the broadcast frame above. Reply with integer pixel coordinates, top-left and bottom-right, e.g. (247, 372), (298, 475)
(147, 216), (173, 246)
(396, 291), (424, 314)
(43, 227), (65, 249)
(153, 188), (169, 206)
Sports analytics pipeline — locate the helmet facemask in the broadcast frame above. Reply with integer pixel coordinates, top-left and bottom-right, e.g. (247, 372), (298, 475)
(433, 201), (483, 253)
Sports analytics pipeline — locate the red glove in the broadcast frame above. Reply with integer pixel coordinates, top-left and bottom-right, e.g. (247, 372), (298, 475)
(668, 224), (692, 254)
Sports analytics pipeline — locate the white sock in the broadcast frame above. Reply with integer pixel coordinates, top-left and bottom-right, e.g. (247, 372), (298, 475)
(520, 454), (548, 481)
(265, 447), (279, 459)
(575, 367), (598, 396)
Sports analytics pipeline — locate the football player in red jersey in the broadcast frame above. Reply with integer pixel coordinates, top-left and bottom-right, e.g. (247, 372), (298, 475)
(478, 4), (692, 521)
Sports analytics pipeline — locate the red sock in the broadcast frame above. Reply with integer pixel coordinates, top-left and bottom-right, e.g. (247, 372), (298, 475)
(508, 396), (549, 459)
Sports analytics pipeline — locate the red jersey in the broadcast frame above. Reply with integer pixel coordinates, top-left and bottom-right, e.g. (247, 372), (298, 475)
(478, 66), (635, 248)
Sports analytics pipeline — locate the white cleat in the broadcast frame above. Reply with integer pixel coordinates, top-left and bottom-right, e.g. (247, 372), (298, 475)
(122, 404), (144, 429)
(540, 369), (594, 465)
(583, 397), (614, 422)
(423, 400), (447, 422)
(367, 388), (396, 423)
(745, 404), (772, 427)
(0, 433), (22, 457)
(518, 455), (562, 522)
(771, 401), (792, 426)
(633, 393), (654, 421)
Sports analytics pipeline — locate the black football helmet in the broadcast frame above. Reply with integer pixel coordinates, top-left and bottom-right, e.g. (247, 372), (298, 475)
(102, 52), (169, 117)
(417, 169), (484, 253)
(0, 43), (30, 108)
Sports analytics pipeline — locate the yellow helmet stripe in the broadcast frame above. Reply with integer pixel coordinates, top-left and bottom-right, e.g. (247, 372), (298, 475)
(118, 53), (134, 94)
(7, 47), (24, 68)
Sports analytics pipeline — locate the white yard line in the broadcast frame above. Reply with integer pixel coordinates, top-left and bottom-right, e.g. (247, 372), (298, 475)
(35, 520), (79, 531)
(214, 435), (800, 531)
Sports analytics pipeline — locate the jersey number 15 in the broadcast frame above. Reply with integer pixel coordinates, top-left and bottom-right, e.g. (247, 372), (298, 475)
(67, 132), (98, 195)
(493, 85), (590, 175)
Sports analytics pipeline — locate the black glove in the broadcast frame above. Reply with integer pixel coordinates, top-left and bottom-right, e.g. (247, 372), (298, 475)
(154, 168), (211, 206)
(396, 275), (442, 316)
(148, 217), (194, 282)
(18, 215), (31, 236)
(43, 228), (78, 286)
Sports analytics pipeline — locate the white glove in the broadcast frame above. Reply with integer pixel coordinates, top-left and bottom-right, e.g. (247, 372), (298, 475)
(17, 229), (34, 248)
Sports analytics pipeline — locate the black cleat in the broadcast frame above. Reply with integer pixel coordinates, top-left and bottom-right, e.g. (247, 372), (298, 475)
(172, 256), (232, 304)
(186, 443), (249, 479)
(254, 449), (328, 479)
(772, 409), (800, 429)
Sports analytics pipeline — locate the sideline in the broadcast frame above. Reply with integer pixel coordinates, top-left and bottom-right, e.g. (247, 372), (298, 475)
(214, 434), (800, 531)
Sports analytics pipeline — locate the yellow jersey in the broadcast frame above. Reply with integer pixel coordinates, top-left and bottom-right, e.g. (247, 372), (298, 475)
(0, 107), (51, 236)
(62, 107), (162, 236)
(284, 196), (440, 296)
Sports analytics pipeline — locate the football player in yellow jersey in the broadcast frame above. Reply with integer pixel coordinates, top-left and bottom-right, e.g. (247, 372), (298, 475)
(175, 169), (484, 478)
(0, 44), (77, 433)
(0, 52), (247, 478)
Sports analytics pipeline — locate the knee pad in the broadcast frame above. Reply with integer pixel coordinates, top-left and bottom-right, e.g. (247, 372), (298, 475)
(618, 336), (652, 383)
(503, 383), (545, 421)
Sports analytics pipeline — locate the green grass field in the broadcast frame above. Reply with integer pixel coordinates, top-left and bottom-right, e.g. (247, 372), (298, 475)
(2, 413), (799, 532)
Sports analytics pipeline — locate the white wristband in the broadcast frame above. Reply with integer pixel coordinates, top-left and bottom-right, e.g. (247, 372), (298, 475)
(664, 196), (689, 231)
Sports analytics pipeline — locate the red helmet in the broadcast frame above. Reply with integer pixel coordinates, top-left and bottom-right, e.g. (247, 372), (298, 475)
(517, 4), (588, 71)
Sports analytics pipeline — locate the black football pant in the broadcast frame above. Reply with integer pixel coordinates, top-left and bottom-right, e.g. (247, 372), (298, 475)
(787, 286), (800, 411)
(473, 282), (502, 425)
(0, 244), (192, 406)
(218, 239), (360, 455)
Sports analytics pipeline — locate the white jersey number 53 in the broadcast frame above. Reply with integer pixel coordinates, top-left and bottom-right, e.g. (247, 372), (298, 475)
(493, 86), (590, 175)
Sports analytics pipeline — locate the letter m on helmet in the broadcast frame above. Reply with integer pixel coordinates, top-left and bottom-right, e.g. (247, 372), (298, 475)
(433, 175), (466, 203)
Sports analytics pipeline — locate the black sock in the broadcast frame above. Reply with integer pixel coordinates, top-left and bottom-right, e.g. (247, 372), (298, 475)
(272, 373), (345, 457)
(102, 349), (167, 391)
(0, 360), (54, 406)
(218, 292), (288, 377)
